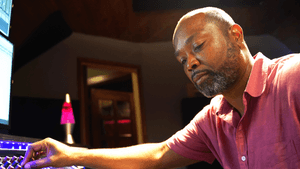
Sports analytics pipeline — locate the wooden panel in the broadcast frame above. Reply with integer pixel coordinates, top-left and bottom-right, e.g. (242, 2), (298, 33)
(10, 0), (300, 50)
(10, 0), (58, 47)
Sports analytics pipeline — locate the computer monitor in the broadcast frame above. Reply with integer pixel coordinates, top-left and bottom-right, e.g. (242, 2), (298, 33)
(0, 0), (13, 37)
(0, 33), (13, 130)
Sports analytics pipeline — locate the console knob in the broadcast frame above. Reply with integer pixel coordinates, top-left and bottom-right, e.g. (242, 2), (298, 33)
(15, 165), (21, 169)
(3, 161), (11, 168)
(7, 166), (14, 169)
(17, 157), (23, 163)
(11, 161), (18, 167)
(10, 157), (17, 163)
(2, 156), (10, 163)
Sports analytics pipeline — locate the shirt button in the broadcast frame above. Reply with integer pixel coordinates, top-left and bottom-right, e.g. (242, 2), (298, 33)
(241, 156), (246, 161)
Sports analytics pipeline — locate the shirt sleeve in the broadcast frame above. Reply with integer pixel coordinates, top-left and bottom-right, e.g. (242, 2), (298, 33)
(166, 106), (216, 164)
(277, 54), (300, 116)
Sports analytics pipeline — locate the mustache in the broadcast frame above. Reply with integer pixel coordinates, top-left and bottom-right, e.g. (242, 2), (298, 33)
(191, 69), (211, 81)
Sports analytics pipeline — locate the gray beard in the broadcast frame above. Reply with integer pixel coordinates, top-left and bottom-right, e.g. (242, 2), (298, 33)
(194, 65), (237, 98)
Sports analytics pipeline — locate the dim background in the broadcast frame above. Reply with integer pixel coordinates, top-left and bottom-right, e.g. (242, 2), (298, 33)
(5, 0), (299, 168)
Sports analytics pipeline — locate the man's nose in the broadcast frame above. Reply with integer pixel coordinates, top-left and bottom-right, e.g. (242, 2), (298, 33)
(187, 55), (200, 71)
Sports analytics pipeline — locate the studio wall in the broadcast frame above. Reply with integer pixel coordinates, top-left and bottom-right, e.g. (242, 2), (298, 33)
(11, 32), (190, 143)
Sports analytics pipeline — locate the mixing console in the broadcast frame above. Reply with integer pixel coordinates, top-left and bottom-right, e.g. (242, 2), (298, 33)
(0, 134), (84, 169)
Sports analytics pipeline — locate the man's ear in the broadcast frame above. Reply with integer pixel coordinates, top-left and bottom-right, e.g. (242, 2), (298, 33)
(229, 24), (244, 44)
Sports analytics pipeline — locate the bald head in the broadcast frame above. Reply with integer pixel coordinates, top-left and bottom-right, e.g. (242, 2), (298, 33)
(173, 7), (235, 43)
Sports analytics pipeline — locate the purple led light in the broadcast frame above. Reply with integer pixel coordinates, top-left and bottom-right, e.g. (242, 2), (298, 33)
(0, 140), (31, 151)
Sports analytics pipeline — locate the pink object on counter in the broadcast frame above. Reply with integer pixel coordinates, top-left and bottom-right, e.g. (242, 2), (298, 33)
(60, 102), (75, 124)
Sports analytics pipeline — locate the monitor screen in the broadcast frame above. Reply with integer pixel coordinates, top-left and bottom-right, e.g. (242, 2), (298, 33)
(0, 0), (13, 37)
(0, 34), (13, 127)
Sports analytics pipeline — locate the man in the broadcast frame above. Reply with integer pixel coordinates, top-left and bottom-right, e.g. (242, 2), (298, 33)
(21, 7), (300, 169)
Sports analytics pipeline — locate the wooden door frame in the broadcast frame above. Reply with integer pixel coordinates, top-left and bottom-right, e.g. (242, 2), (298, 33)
(77, 57), (147, 146)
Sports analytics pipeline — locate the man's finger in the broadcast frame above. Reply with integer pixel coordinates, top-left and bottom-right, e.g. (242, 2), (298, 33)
(24, 157), (52, 169)
(21, 141), (45, 167)
(21, 145), (35, 167)
(24, 161), (37, 169)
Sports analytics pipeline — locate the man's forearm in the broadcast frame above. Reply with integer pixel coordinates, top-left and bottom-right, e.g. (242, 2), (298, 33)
(21, 138), (196, 169)
(70, 142), (168, 169)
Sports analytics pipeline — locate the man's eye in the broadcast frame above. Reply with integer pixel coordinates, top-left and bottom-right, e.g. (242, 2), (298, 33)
(180, 58), (187, 65)
(194, 43), (204, 52)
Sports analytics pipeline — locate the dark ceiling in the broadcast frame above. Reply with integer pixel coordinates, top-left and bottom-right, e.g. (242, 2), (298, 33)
(8, 0), (300, 71)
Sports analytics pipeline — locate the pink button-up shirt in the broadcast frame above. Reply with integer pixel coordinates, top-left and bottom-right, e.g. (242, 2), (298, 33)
(167, 53), (300, 169)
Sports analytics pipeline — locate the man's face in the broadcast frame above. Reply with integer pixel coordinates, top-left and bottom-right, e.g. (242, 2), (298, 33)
(173, 14), (241, 97)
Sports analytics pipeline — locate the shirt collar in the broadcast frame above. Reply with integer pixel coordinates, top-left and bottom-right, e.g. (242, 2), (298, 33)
(215, 52), (271, 115)
(245, 52), (271, 97)
(213, 95), (233, 116)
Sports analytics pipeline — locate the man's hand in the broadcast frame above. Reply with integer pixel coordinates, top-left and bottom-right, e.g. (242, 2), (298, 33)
(21, 138), (72, 169)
